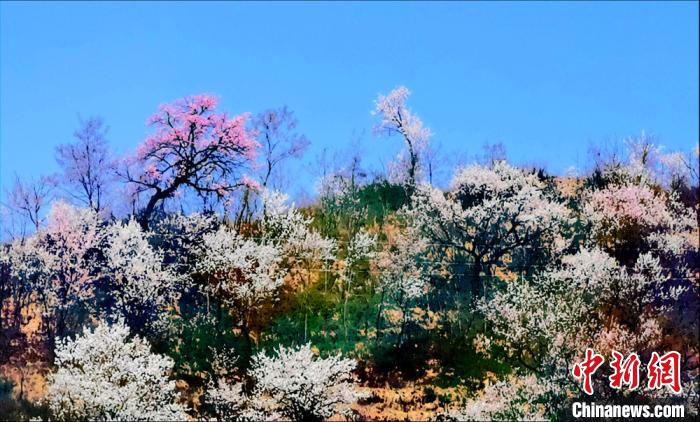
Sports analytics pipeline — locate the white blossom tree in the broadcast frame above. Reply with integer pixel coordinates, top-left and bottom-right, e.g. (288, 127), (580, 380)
(260, 189), (336, 258)
(208, 343), (361, 421)
(194, 220), (286, 361)
(479, 248), (688, 402)
(248, 343), (361, 421)
(407, 161), (571, 302)
(44, 319), (188, 421)
(207, 378), (275, 421)
(443, 374), (560, 421)
(103, 218), (180, 331)
(373, 86), (431, 187)
(376, 225), (432, 347)
(259, 189), (338, 341)
(197, 225), (284, 312)
(581, 178), (697, 266)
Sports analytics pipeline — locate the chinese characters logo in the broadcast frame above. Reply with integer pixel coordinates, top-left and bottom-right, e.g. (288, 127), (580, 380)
(572, 348), (681, 395)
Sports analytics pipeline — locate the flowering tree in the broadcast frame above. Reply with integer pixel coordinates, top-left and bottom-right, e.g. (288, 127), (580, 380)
(258, 189), (337, 341)
(259, 189), (337, 263)
(45, 319), (188, 420)
(122, 94), (258, 228)
(207, 378), (272, 421)
(247, 343), (360, 420)
(193, 189), (338, 357)
(407, 161), (571, 302)
(250, 343), (360, 421)
(481, 249), (625, 370)
(582, 180), (697, 266)
(197, 226), (284, 312)
(261, 190), (313, 248)
(103, 218), (180, 332)
(195, 223), (285, 359)
(33, 201), (104, 347)
(443, 374), (559, 421)
(207, 343), (361, 421)
(376, 225), (431, 346)
(55, 117), (114, 214)
(373, 86), (431, 187)
(479, 248), (689, 406)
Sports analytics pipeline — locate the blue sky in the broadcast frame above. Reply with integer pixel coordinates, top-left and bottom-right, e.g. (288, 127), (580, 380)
(1, 1), (698, 195)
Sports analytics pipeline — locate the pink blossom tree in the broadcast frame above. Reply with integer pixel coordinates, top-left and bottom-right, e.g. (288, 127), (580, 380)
(121, 94), (258, 229)
(32, 201), (104, 352)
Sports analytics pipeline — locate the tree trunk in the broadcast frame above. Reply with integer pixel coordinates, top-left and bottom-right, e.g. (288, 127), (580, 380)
(470, 259), (483, 304)
(375, 288), (386, 344)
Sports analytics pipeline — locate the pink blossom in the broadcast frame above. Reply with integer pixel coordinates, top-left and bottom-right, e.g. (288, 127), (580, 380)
(124, 94), (260, 227)
(241, 175), (261, 191)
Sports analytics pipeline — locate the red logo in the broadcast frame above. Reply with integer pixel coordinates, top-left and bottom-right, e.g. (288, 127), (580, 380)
(608, 350), (641, 391)
(573, 349), (682, 395)
(572, 348), (605, 395)
(647, 351), (682, 394)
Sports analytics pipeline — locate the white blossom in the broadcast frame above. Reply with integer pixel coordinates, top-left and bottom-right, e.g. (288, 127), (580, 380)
(207, 343), (362, 421)
(249, 343), (362, 420)
(44, 319), (188, 421)
(261, 188), (337, 260)
(36, 200), (104, 309)
(407, 162), (571, 287)
(373, 86), (431, 184)
(378, 226), (430, 300)
(197, 225), (284, 307)
(443, 374), (560, 421)
(103, 218), (179, 319)
(480, 248), (680, 377)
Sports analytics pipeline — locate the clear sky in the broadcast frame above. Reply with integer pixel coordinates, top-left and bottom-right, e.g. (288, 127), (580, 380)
(1, 1), (698, 195)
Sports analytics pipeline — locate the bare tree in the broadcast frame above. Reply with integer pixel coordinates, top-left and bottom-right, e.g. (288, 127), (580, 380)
(252, 106), (310, 189)
(3, 174), (55, 233)
(480, 141), (507, 167)
(55, 117), (113, 214)
(423, 140), (452, 186)
(232, 107), (309, 224)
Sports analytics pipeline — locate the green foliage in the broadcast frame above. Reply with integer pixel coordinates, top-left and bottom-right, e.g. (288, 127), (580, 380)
(431, 334), (512, 389)
(422, 386), (437, 403)
(260, 280), (382, 360)
(311, 180), (408, 238)
(159, 304), (244, 383)
(356, 181), (409, 225)
(438, 392), (452, 408)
